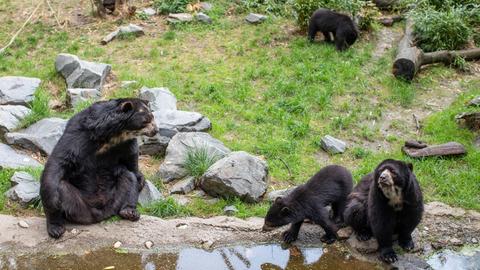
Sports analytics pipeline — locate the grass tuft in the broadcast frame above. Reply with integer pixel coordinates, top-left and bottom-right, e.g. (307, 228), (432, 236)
(184, 146), (221, 179)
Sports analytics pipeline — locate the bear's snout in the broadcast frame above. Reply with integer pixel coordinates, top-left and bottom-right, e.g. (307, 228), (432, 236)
(142, 121), (158, 137)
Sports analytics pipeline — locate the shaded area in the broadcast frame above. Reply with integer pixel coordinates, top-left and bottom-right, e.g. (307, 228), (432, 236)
(1, 244), (377, 270)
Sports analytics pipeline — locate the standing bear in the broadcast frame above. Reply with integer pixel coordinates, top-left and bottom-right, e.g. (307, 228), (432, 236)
(308, 8), (359, 51)
(263, 165), (353, 244)
(344, 159), (424, 263)
(40, 98), (158, 238)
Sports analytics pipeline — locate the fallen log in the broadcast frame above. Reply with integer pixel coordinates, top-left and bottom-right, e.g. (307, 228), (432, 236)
(392, 19), (480, 81)
(374, 0), (399, 10)
(402, 141), (467, 158)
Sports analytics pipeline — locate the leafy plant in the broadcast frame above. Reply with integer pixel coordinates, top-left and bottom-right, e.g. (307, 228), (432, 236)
(411, 6), (471, 52)
(184, 145), (221, 179)
(356, 1), (380, 31)
(241, 0), (292, 16)
(154, 0), (191, 14)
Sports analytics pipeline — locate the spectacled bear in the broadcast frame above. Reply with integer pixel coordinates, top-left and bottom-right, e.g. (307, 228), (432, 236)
(262, 165), (353, 244)
(40, 98), (158, 238)
(308, 8), (359, 51)
(344, 159), (423, 263)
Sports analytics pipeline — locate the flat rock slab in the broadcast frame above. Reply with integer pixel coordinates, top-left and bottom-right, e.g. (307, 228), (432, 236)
(5, 118), (67, 156)
(0, 105), (31, 135)
(101, 24), (145, 45)
(201, 151), (269, 203)
(5, 171), (40, 207)
(321, 135), (347, 154)
(139, 87), (177, 112)
(67, 88), (100, 107)
(0, 143), (42, 169)
(141, 8), (156, 16)
(138, 180), (164, 206)
(138, 134), (170, 156)
(245, 13), (267, 24)
(154, 110), (211, 134)
(158, 132), (231, 183)
(402, 141), (466, 158)
(55, 53), (111, 91)
(0, 76), (41, 106)
(196, 13), (212, 24)
(168, 13), (193, 23)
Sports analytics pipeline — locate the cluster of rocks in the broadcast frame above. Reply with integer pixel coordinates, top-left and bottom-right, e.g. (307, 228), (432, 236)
(55, 53), (111, 108)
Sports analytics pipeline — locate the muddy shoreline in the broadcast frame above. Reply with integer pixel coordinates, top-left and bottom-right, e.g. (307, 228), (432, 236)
(0, 202), (479, 269)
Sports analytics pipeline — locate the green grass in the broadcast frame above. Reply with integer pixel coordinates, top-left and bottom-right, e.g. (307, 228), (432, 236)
(184, 146), (221, 179)
(140, 197), (191, 218)
(0, 0), (479, 216)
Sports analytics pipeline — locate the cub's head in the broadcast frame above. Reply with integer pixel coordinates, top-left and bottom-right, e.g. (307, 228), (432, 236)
(374, 159), (414, 211)
(263, 197), (295, 231)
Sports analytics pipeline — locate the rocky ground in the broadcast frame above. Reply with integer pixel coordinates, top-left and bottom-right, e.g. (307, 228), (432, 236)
(0, 201), (478, 269)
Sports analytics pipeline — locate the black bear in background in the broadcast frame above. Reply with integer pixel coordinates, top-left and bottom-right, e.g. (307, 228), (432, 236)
(262, 165), (353, 244)
(344, 159), (424, 263)
(40, 98), (158, 238)
(308, 8), (358, 51)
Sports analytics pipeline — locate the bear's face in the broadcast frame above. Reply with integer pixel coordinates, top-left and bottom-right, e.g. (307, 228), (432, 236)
(374, 159), (413, 211)
(118, 99), (158, 138)
(263, 197), (295, 231)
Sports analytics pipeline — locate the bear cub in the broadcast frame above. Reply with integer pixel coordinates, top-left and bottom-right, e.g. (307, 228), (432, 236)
(41, 98), (158, 238)
(344, 159), (423, 263)
(308, 8), (358, 51)
(263, 165), (353, 244)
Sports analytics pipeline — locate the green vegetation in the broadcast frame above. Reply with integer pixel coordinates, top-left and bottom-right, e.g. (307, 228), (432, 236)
(0, 0), (479, 217)
(184, 146), (221, 179)
(154, 0), (191, 14)
(140, 197), (191, 218)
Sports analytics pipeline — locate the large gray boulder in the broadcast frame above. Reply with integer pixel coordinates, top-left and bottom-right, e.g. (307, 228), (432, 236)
(200, 151), (269, 203)
(158, 132), (231, 183)
(245, 13), (267, 24)
(139, 87), (177, 112)
(0, 76), (41, 106)
(0, 143), (42, 169)
(320, 135), (347, 154)
(138, 180), (164, 206)
(55, 54), (111, 91)
(5, 118), (67, 156)
(0, 105), (31, 136)
(67, 88), (100, 107)
(5, 171), (40, 207)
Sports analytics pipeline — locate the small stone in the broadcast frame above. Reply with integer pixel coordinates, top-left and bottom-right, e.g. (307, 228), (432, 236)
(141, 8), (156, 16)
(67, 88), (100, 107)
(102, 24), (145, 45)
(138, 180), (164, 206)
(337, 227), (353, 239)
(168, 13), (193, 23)
(320, 135), (347, 154)
(5, 171), (40, 207)
(18, 220), (29, 228)
(113, 241), (122, 248)
(472, 238), (478, 244)
(171, 194), (191, 206)
(201, 240), (214, 249)
(245, 13), (267, 24)
(223, 205), (238, 216)
(55, 54), (111, 91)
(199, 2), (213, 11)
(170, 177), (195, 195)
(449, 237), (463, 246)
(71, 228), (79, 234)
(145, 241), (154, 249)
(468, 96), (480, 106)
(196, 12), (212, 24)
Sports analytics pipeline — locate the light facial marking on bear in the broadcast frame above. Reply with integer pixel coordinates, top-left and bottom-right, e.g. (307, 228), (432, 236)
(378, 169), (403, 211)
(97, 131), (137, 155)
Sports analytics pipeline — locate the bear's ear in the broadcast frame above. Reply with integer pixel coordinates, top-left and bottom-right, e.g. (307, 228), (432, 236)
(120, 101), (134, 112)
(281, 207), (291, 216)
(407, 162), (414, 171)
(274, 197), (283, 204)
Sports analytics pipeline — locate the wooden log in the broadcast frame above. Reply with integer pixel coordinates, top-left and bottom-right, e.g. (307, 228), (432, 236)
(402, 142), (467, 158)
(393, 19), (480, 81)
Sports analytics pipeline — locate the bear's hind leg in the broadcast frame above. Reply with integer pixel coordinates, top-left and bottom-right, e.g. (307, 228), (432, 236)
(113, 168), (141, 221)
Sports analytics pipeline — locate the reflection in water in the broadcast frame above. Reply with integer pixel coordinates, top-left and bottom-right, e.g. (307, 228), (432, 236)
(3, 243), (378, 270)
(428, 249), (480, 270)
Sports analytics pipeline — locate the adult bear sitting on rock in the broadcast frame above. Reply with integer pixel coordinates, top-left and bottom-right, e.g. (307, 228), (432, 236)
(308, 8), (358, 51)
(262, 165), (353, 244)
(40, 98), (158, 238)
(344, 159), (423, 263)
